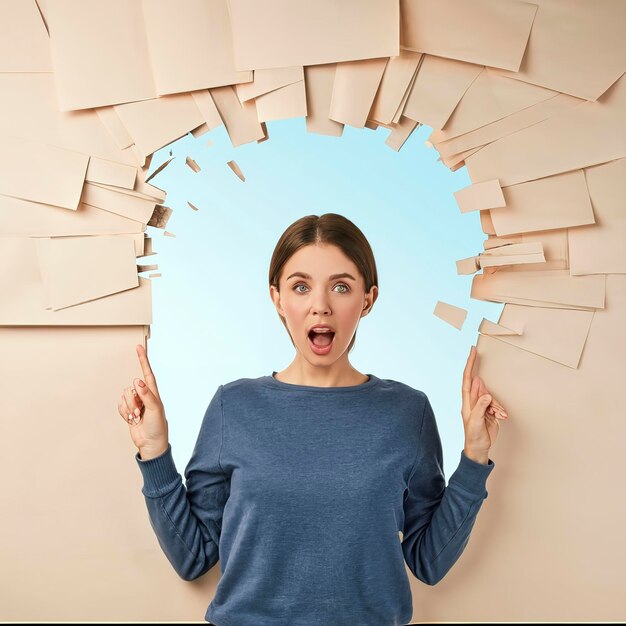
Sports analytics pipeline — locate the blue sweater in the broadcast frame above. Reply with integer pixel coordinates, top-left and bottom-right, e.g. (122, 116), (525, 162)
(135, 373), (495, 625)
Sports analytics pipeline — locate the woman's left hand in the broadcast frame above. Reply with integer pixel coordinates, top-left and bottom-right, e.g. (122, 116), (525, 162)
(462, 345), (509, 454)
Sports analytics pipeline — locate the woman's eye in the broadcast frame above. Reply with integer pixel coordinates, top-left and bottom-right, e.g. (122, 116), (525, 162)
(293, 283), (350, 294)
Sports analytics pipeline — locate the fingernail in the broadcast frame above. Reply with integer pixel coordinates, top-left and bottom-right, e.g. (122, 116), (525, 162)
(127, 413), (133, 423)
(137, 379), (146, 388)
(134, 408), (141, 417)
(133, 415), (140, 425)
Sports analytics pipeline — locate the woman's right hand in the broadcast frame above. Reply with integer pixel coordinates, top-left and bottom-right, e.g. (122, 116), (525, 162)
(117, 344), (169, 460)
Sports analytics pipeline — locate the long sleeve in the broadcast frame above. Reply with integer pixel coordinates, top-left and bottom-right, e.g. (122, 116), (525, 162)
(401, 394), (495, 586)
(134, 384), (230, 581)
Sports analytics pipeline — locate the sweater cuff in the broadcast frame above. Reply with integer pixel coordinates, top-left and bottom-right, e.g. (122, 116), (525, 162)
(135, 443), (181, 497)
(448, 449), (495, 498)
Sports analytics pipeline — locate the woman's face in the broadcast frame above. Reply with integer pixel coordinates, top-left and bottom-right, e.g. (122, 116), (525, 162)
(270, 243), (377, 363)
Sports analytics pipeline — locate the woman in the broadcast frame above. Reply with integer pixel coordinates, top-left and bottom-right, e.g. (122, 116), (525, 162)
(118, 213), (508, 625)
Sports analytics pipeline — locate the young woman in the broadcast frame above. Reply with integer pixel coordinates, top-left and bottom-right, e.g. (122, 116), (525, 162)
(118, 213), (508, 626)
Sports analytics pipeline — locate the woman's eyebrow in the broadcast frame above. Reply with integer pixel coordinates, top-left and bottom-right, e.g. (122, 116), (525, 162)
(286, 272), (356, 281)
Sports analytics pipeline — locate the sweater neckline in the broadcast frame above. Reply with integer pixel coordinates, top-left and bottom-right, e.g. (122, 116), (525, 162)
(263, 371), (380, 392)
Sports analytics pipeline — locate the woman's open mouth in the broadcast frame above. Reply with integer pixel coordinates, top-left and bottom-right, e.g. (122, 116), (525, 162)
(307, 329), (336, 355)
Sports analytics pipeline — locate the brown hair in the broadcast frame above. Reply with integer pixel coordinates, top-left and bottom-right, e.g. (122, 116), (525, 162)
(268, 213), (379, 353)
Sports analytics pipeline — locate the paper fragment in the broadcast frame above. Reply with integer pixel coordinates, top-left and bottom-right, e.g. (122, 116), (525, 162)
(187, 201), (200, 211)
(186, 157), (201, 173)
(329, 57), (389, 128)
(145, 156), (176, 183)
(227, 161), (246, 182)
(385, 117), (420, 151)
(454, 179), (505, 213)
(478, 318), (523, 336)
(433, 301), (468, 330)
(304, 64), (344, 137)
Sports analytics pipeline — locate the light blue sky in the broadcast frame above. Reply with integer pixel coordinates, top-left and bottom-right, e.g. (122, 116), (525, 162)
(143, 117), (503, 478)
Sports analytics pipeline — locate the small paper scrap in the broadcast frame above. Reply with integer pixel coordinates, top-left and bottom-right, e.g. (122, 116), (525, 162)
(227, 160), (246, 181)
(186, 156), (201, 173)
(433, 300), (468, 330)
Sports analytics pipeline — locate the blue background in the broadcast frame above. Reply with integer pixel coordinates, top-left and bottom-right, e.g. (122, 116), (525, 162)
(142, 117), (503, 478)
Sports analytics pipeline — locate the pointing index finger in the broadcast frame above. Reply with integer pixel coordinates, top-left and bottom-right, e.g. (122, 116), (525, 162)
(462, 345), (477, 408)
(136, 344), (154, 381)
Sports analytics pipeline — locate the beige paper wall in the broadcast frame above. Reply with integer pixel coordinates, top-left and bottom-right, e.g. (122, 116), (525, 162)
(1, 0), (624, 621)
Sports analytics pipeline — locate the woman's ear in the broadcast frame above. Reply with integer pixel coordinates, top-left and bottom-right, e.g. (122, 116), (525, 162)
(269, 284), (284, 316)
(361, 285), (379, 316)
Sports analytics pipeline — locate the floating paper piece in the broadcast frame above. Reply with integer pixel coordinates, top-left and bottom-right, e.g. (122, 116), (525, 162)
(401, 0), (537, 72)
(495, 0), (626, 101)
(329, 57), (389, 128)
(454, 179), (505, 213)
(137, 264), (158, 273)
(163, 232), (176, 238)
(303, 64), (344, 137)
(148, 273), (162, 278)
(35, 236), (138, 311)
(433, 300), (468, 330)
(145, 156), (176, 183)
(186, 157), (201, 173)
(141, 0), (251, 96)
(45, 0), (157, 111)
(227, 160), (246, 182)
(187, 201), (200, 211)
(227, 0), (399, 70)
